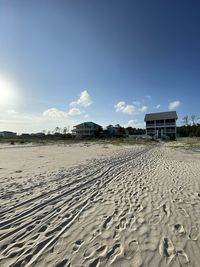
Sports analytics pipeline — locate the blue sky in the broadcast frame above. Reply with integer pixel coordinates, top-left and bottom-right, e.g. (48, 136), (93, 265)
(0, 0), (200, 133)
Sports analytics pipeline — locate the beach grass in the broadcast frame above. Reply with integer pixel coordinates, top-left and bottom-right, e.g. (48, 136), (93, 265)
(0, 136), (158, 147)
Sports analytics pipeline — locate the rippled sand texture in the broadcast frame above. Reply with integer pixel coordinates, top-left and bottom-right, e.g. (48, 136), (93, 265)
(0, 143), (200, 267)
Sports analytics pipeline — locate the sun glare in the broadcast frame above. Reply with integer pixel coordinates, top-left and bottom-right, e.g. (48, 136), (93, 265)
(0, 77), (15, 106)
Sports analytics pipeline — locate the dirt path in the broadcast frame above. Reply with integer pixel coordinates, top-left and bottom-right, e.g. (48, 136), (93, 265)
(0, 144), (200, 267)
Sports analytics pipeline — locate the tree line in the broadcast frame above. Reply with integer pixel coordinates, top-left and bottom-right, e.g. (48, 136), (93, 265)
(42, 124), (145, 138)
(177, 115), (200, 137)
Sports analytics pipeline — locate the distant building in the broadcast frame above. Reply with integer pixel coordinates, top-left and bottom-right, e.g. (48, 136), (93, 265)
(31, 132), (45, 137)
(72, 122), (102, 137)
(20, 133), (45, 138)
(105, 125), (122, 137)
(21, 133), (31, 138)
(0, 131), (17, 138)
(144, 111), (178, 140)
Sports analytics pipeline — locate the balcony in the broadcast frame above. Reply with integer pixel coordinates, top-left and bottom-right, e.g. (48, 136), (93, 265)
(155, 123), (164, 127)
(146, 124), (155, 127)
(165, 122), (176, 126)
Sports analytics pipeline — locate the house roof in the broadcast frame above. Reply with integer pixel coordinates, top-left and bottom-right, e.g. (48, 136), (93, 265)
(144, 111), (178, 121)
(74, 121), (102, 128)
(0, 131), (17, 134)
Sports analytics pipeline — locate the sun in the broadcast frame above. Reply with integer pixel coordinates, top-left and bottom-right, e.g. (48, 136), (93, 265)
(0, 76), (15, 106)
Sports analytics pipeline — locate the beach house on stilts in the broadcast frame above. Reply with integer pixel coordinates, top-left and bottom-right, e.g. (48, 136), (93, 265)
(144, 111), (178, 140)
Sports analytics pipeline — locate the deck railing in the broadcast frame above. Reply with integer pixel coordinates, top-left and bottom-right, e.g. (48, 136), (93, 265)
(165, 122), (176, 126)
(146, 124), (155, 127)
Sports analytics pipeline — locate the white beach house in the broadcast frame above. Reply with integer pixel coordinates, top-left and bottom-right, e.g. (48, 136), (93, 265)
(144, 111), (178, 140)
(72, 122), (102, 137)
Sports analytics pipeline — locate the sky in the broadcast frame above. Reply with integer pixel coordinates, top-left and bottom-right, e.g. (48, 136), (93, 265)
(0, 0), (200, 133)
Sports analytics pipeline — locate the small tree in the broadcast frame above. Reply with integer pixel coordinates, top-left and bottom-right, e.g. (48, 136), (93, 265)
(191, 115), (196, 125)
(54, 127), (61, 134)
(182, 116), (189, 126)
(63, 127), (68, 135)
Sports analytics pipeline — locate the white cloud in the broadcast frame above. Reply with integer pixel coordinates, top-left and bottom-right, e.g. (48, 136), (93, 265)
(0, 110), (47, 133)
(0, 107), (83, 133)
(168, 100), (181, 110)
(70, 90), (92, 107)
(43, 107), (81, 119)
(139, 106), (148, 113)
(126, 120), (145, 128)
(67, 108), (81, 116)
(1, 107), (78, 133)
(43, 108), (68, 119)
(114, 101), (126, 112)
(123, 105), (135, 114)
(42, 90), (90, 124)
(154, 104), (161, 109)
(114, 101), (147, 115)
(7, 109), (18, 114)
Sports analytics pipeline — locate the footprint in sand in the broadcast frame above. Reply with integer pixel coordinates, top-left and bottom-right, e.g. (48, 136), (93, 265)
(178, 207), (189, 217)
(84, 245), (107, 265)
(189, 225), (200, 240)
(72, 239), (84, 252)
(159, 237), (175, 264)
(113, 229), (120, 239)
(162, 204), (170, 217)
(124, 240), (139, 260)
(175, 250), (189, 265)
(96, 245), (107, 254)
(84, 243), (101, 259)
(102, 215), (113, 229)
(119, 217), (127, 229)
(148, 214), (160, 225)
(173, 223), (185, 235)
(84, 248), (94, 259)
(106, 243), (121, 264)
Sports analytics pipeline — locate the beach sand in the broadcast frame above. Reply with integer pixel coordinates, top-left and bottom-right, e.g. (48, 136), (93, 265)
(0, 142), (200, 267)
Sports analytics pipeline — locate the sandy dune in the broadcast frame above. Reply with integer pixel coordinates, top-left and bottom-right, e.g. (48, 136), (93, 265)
(0, 143), (200, 267)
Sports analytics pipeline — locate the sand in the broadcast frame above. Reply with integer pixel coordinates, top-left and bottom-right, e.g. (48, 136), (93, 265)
(0, 142), (200, 267)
